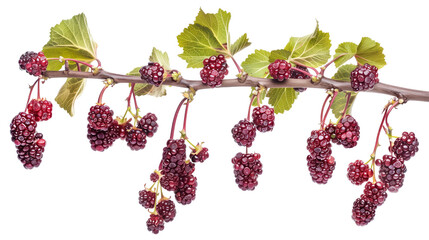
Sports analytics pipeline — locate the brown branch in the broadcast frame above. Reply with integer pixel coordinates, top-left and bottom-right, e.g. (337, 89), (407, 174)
(43, 69), (429, 102)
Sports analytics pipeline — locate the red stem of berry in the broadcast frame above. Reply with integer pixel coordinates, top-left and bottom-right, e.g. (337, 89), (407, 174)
(290, 67), (313, 78)
(341, 92), (351, 118)
(97, 84), (109, 104)
(371, 103), (391, 155)
(384, 101), (399, 130)
(320, 94), (331, 128)
(291, 61), (319, 75)
(127, 84), (135, 108)
(170, 98), (187, 140)
(132, 88), (139, 111)
(248, 95), (257, 121)
(24, 78), (40, 112)
(182, 99), (190, 132)
(321, 91), (338, 129)
(231, 56), (242, 74)
(37, 78), (41, 99)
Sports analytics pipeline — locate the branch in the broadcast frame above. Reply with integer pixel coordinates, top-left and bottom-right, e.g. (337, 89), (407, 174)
(42, 69), (429, 102)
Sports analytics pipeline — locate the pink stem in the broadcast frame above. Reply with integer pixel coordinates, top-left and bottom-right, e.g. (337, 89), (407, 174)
(292, 61), (319, 75)
(97, 85), (109, 104)
(321, 91), (338, 129)
(182, 99), (190, 132)
(170, 98), (187, 140)
(24, 78), (39, 112)
(341, 92), (351, 118)
(248, 95), (256, 121)
(320, 94), (331, 127)
(290, 67), (313, 78)
(231, 56), (242, 74)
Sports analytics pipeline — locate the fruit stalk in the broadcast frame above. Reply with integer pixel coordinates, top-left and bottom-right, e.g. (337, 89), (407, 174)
(170, 98), (187, 140)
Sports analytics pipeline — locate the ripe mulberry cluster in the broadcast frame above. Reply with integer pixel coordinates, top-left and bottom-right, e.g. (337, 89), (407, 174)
(139, 62), (165, 87)
(306, 130), (335, 184)
(268, 59), (292, 81)
(347, 160), (373, 185)
(350, 63), (379, 91)
(231, 119), (257, 147)
(378, 155), (407, 193)
(331, 115), (360, 148)
(10, 112), (46, 169)
(27, 99), (53, 122)
(231, 152), (263, 190)
(252, 105), (275, 132)
(390, 131), (419, 161)
(200, 54), (229, 88)
(18, 51), (48, 76)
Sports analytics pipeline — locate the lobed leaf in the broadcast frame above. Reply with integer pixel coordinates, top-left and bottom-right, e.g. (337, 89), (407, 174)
(241, 49), (271, 78)
(332, 64), (357, 81)
(55, 77), (86, 116)
(267, 88), (299, 114)
(149, 47), (171, 70)
(177, 8), (250, 67)
(355, 37), (386, 69)
(230, 33), (251, 56)
(195, 8), (231, 49)
(334, 42), (358, 67)
(268, 49), (291, 63)
(284, 23), (331, 68)
(43, 13), (97, 71)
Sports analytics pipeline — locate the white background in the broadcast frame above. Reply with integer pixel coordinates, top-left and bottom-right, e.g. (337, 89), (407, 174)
(1, 0), (429, 239)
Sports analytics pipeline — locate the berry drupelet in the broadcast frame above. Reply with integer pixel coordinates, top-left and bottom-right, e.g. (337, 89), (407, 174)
(139, 62), (165, 87)
(268, 59), (292, 81)
(10, 112), (37, 147)
(156, 199), (176, 222)
(146, 214), (165, 234)
(231, 119), (257, 147)
(252, 105), (275, 132)
(361, 181), (388, 207)
(18, 51), (48, 76)
(333, 115), (360, 148)
(231, 152), (263, 191)
(138, 189), (156, 209)
(390, 131), (419, 161)
(138, 113), (158, 137)
(347, 160), (373, 185)
(200, 54), (229, 88)
(87, 104), (114, 131)
(350, 63), (379, 91)
(126, 128), (147, 151)
(378, 155), (407, 193)
(27, 99), (53, 122)
(352, 197), (377, 226)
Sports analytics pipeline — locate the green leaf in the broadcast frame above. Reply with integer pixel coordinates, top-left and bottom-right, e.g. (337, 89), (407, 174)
(268, 49), (291, 63)
(267, 88), (299, 114)
(334, 42), (358, 67)
(149, 47), (170, 70)
(330, 64), (358, 119)
(332, 64), (357, 81)
(43, 13), (97, 71)
(249, 87), (267, 106)
(230, 33), (251, 55)
(355, 37), (386, 69)
(241, 50), (271, 78)
(195, 8), (231, 49)
(127, 67), (166, 97)
(284, 23), (331, 68)
(177, 23), (225, 68)
(177, 9), (250, 67)
(330, 92), (358, 119)
(55, 77), (86, 116)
